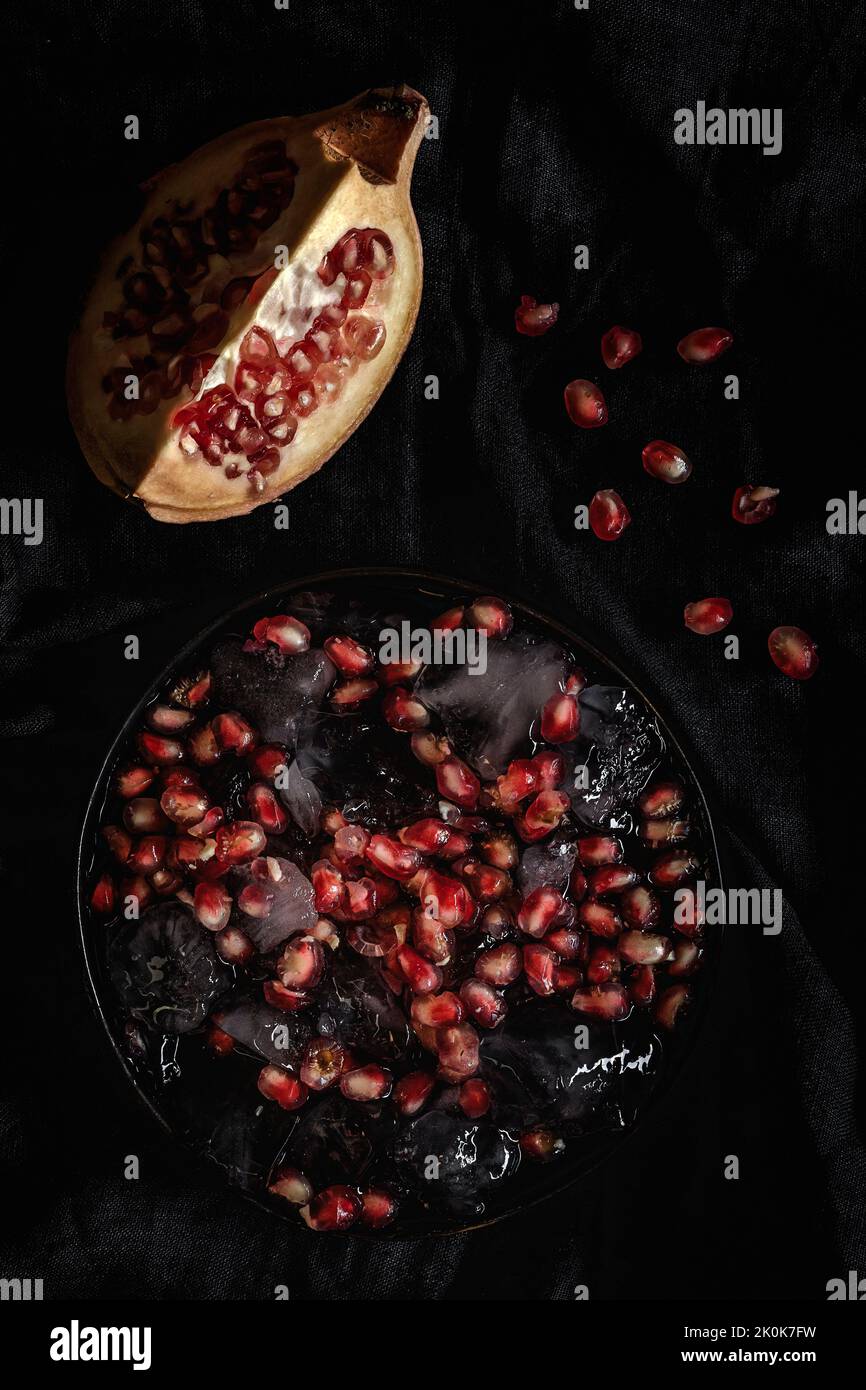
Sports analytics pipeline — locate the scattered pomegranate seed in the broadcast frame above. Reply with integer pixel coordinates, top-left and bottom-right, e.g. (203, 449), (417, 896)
(586, 943), (620, 983)
(102, 825), (133, 863)
(564, 379), (608, 429)
(465, 596), (514, 639)
(323, 634), (374, 676)
(620, 884), (661, 928)
(732, 484), (779, 525)
(540, 689), (580, 743)
(90, 872), (116, 915)
(677, 326), (733, 364)
(245, 782), (288, 833)
(459, 1078), (491, 1118)
(382, 686), (430, 732)
(340, 1064), (393, 1102)
(395, 944), (443, 994)
(460, 977), (507, 1029)
(420, 869), (474, 928)
(301, 1185), (361, 1232)
(330, 677), (379, 707)
(474, 942), (522, 986)
(279, 936), (325, 990)
(589, 488), (631, 541)
(523, 942), (558, 996)
(238, 883), (274, 918)
(214, 925), (254, 965)
(257, 1065), (308, 1111)
(147, 704), (194, 734)
(600, 324), (642, 370)
(477, 830), (518, 870)
(768, 625), (819, 680)
(212, 711), (257, 754)
(518, 886), (564, 938)
(672, 886), (704, 939)
(393, 1071), (435, 1116)
(254, 614), (311, 654)
(684, 597), (733, 635)
(193, 882), (232, 932)
(263, 980), (309, 1011)
(578, 835), (623, 867)
(588, 864), (639, 895)
(412, 908), (454, 964)
(639, 779), (684, 818)
(654, 983), (690, 1029)
(137, 731), (185, 765)
(188, 724), (221, 766)
(579, 900), (622, 938)
(214, 821), (266, 864)
(435, 756), (480, 810)
(650, 850), (700, 889)
(120, 875), (153, 913)
(431, 605), (465, 632)
(128, 835), (167, 876)
(359, 1188), (397, 1229)
(514, 295), (559, 336)
(160, 786), (209, 825)
(618, 930), (670, 966)
(545, 926), (583, 960)
(410, 731), (452, 766)
(628, 965), (657, 1006)
(668, 938), (702, 977)
(532, 749), (566, 789)
(642, 440), (692, 485)
(299, 1037), (346, 1091)
(268, 1167), (314, 1206)
(570, 982), (630, 1020)
(116, 766), (154, 799)
(518, 789), (570, 840)
(641, 817), (690, 846)
(436, 1022), (480, 1079)
(312, 860), (346, 913)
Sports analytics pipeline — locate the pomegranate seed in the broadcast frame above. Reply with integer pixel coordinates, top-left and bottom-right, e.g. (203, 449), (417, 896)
(655, 982), (690, 1029)
(162, 768), (198, 791)
(540, 690), (580, 743)
(410, 731), (451, 766)
(323, 634), (374, 676)
(169, 835), (214, 870)
(343, 315), (387, 360)
(640, 816), (690, 846)
(102, 825), (133, 863)
(394, 1071), (435, 1116)
(300, 1037), (345, 1090)
(412, 908), (454, 964)
(639, 779), (684, 818)
(431, 605), (465, 632)
(474, 942), (521, 986)
(459, 1078), (491, 1119)
(420, 869), (474, 928)
(301, 1186), (360, 1232)
(412, 994), (465, 1033)
(578, 836), (623, 867)
(364, 834), (422, 878)
(214, 925), (254, 964)
(570, 982), (630, 1020)
(137, 731), (184, 765)
(321, 807), (348, 835)
(146, 704), (194, 734)
(477, 831), (518, 871)
(151, 868), (183, 896)
(515, 295), (559, 336)
(586, 942), (620, 983)
(459, 978), (507, 1029)
(768, 626), (819, 680)
(436, 1022), (480, 1079)
(668, 937), (702, 977)
(263, 981), (309, 1010)
(246, 781), (289, 834)
(650, 850), (700, 889)
(189, 807), (224, 840)
(257, 1065), (308, 1111)
(312, 860), (346, 913)
(642, 440), (692, 485)
(120, 876), (153, 912)
(259, 614), (310, 654)
(531, 749), (566, 789)
(674, 886), (705, 938)
(677, 327), (733, 364)
(171, 670), (211, 709)
(628, 965), (656, 1006)
(620, 884), (661, 929)
(464, 595), (513, 639)
(187, 724), (221, 766)
(618, 929), (670, 965)
(344, 878), (379, 919)
(520, 1129), (565, 1161)
(732, 484), (779, 524)
(359, 1188), (397, 1229)
(340, 1064), (393, 1102)
(90, 872), (116, 914)
(518, 886), (564, 938)
(600, 324), (642, 369)
(545, 926), (583, 960)
(279, 936), (324, 990)
(684, 597), (733, 634)
(240, 326), (278, 364)
(247, 744), (287, 780)
(589, 489), (631, 541)
(378, 658), (423, 687)
(237, 883), (274, 918)
(330, 677), (379, 707)
(399, 818), (452, 855)
(518, 790), (570, 838)
(523, 942), (558, 996)
(215, 821), (266, 864)
(382, 686), (430, 732)
(579, 900), (622, 937)
(588, 864), (639, 895)
(497, 758), (539, 811)
(436, 755), (481, 809)
(193, 882), (232, 931)
(116, 765), (154, 798)
(212, 711), (257, 754)
(395, 944), (443, 994)
(160, 786), (209, 826)
(268, 1167), (314, 1206)
(128, 835), (167, 876)
(553, 963), (582, 993)
(461, 862), (511, 902)
(206, 1024), (236, 1057)
(564, 379), (608, 428)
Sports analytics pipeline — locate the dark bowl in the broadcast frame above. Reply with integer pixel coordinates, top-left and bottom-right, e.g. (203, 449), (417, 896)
(76, 566), (724, 1237)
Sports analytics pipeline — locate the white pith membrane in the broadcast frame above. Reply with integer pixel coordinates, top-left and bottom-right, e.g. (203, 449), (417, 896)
(67, 92), (426, 523)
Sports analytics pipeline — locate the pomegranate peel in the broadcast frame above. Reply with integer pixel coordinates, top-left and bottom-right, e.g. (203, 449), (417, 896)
(68, 86), (427, 523)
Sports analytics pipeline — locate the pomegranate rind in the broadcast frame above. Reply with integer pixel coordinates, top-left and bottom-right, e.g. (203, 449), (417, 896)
(67, 86), (427, 524)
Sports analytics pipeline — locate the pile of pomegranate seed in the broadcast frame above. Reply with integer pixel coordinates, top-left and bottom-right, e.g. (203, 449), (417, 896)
(90, 585), (718, 1234)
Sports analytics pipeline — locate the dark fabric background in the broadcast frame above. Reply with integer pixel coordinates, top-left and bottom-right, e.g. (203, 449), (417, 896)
(1, 0), (864, 1300)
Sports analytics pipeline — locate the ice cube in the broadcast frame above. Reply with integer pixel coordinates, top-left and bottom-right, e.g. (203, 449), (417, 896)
(393, 1110), (520, 1215)
(234, 857), (317, 954)
(566, 684), (664, 828)
(315, 951), (411, 1060)
(278, 759), (322, 838)
(109, 903), (232, 1034)
(518, 826), (578, 893)
(216, 995), (313, 1067)
(280, 1091), (394, 1189)
(417, 634), (566, 779)
(210, 639), (335, 746)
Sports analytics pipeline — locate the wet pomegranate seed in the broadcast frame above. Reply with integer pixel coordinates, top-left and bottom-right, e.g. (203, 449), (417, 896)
(253, 614), (310, 654)
(340, 1064), (393, 1102)
(514, 295), (559, 336)
(187, 724), (221, 766)
(620, 884), (661, 928)
(579, 900), (622, 938)
(247, 744), (287, 781)
(586, 942), (620, 984)
(518, 886), (564, 938)
(641, 817), (690, 846)
(732, 484), (779, 524)
(299, 1038), (345, 1090)
(359, 1188), (397, 1229)
(323, 634), (374, 676)
(212, 711), (257, 754)
(639, 779), (684, 818)
(238, 883), (274, 918)
(193, 882), (232, 932)
(519, 790), (570, 837)
(301, 1185), (360, 1232)
(655, 983), (690, 1029)
(410, 731), (452, 766)
(768, 626), (819, 680)
(269, 1167), (314, 1206)
(523, 942), (558, 996)
(520, 1128), (565, 1161)
(668, 938), (702, 977)
(589, 489), (631, 541)
(365, 834), (421, 881)
(128, 835), (167, 875)
(330, 677), (379, 707)
(90, 872), (116, 914)
(459, 978), (506, 1029)
(420, 869), (474, 928)
(532, 749), (566, 788)
(412, 908), (454, 964)
(650, 851), (700, 889)
(588, 864), (639, 895)
(628, 965), (656, 1006)
(677, 326), (733, 364)
(465, 596), (513, 639)
(459, 1077), (491, 1118)
(206, 1024), (236, 1057)
(160, 786), (209, 826)
(571, 982), (630, 1020)
(278, 936), (325, 990)
(545, 926), (583, 960)
(137, 731), (185, 765)
(214, 821), (266, 864)
(103, 825), (133, 863)
(600, 324), (642, 369)
(263, 981), (309, 1010)
(382, 686), (430, 732)
(435, 756), (480, 809)
(214, 925), (254, 965)
(564, 379), (608, 429)
(432, 605), (465, 632)
(540, 690), (580, 743)
(257, 1065), (308, 1111)
(395, 944), (443, 994)
(642, 440), (692, 485)
(116, 765), (154, 798)
(474, 941), (522, 986)
(684, 597), (733, 635)
(618, 930), (670, 966)
(578, 836), (622, 867)
(436, 1022), (480, 1079)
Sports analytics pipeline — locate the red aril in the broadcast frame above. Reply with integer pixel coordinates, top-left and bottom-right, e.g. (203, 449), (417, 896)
(600, 324), (642, 369)
(589, 489), (630, 541)
(642, 440), (692, 485)
(540, 690), (579, 743)
(677, 327), (733, 363)
(564, 379), (608, 428)
(732, 485), (779, 524)
(768, 626), (819, 680)
(684, 597), (733, 634)
(257, 1065), (308, 1110)
(515, 296), (559, 336)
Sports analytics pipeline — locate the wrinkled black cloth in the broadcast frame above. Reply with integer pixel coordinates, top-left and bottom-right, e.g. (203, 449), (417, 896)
(1, 0), (864, 1299)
